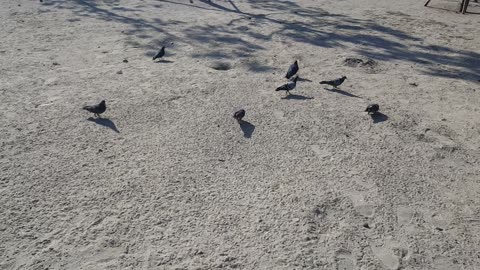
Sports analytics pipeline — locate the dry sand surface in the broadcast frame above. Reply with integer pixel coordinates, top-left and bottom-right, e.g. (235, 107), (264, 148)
(1, 0), (480, 269)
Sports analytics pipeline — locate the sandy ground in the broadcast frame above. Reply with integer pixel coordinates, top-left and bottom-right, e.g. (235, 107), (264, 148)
(1, 0), (480, 269)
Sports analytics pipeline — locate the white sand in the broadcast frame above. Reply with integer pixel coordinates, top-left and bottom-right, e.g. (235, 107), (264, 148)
(1, 0), (479, 269)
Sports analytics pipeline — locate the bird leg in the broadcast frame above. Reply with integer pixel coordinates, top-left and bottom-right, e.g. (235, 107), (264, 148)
(286, 90), (290, 95)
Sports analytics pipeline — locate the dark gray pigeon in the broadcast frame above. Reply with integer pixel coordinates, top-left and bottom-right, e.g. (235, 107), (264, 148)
(233, 109), (246, 122)
(320, 76), (347, 88)
(153, 46), (165, 60)
(276, 76), (298, 95)
(365, 104), (379, 114)
(285, 60), (299, 79)
(83, 100), (106, 118)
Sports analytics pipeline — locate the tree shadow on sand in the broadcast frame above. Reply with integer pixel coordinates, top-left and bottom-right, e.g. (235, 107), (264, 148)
(239, 120), (255, 138)
(88, 117), (120, 133)
(41, 0), (480, 81)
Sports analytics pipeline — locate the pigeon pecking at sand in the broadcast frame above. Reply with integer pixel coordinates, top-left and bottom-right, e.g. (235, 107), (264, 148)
(276, 75), (299, 95)
(153, 46), (165, 61)
(320, 76), (347, 88)
(285, 60), (299, 79)
(365, 104), (379, 114)
(83, 100), (106, 118)
(233, 109), (246, 122)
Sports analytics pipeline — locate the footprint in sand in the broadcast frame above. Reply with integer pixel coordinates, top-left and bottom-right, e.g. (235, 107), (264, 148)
(433, 255), (463, 270)
(310, 144), (332, 159)
(336, 250), (355, 270)
(273, 110), (286, 121)
(371, 238), (409, 270)
(396, 206), (414, 225)
(345, 191), (375, 218)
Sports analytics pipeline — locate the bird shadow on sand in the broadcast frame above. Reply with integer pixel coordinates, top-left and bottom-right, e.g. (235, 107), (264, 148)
(239, 120), (255, 138)
(281, 94), (314, 100)
(370, 112), (388, 123)
(297, 77), (313, 82)
(88, 117), (120, 133)
(154, 59), (174, 63)
(324, 87), (361, 98)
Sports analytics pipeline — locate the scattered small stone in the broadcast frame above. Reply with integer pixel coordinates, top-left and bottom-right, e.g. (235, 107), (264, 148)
(52, 62), (59, 66)
(441, 118), (446, 121)
(116, 70), (123, 74)
(98, 149), (103, 153)
(218, 159), (225, 162)
(435, 227), (444, 231)
(409, 82), (418, 87)
(363, 223), (371, 229)
(122, 59), (128, 63)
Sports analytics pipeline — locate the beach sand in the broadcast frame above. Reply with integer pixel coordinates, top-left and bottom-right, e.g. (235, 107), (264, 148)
(0, 0), (479, 269)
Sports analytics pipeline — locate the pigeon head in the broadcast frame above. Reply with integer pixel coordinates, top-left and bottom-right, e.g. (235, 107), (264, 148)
(342, 76), (347, 79)
(294, 60), (298, 65)
(161, 46), (165, 51)
(293, 75), (299, 82)
(100, 100), (106, 105)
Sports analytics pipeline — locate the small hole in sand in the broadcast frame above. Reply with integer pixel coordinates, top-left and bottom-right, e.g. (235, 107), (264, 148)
(210, 61), (232, 71)
(344, 57), (377, 69)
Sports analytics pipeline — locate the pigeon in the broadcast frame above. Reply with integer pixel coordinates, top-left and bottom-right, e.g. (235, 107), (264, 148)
(153, 46), (165, 61)
(233, 109), (246, 122)
(320, 76), (347, 88)
(365, 104), (379, 114)
(276, 75), (299, 95)
(285, 60), (299, 79)
(83, 100), (106, 118)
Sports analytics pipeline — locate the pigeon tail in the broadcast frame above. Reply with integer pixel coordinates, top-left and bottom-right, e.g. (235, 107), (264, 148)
(320, 81), (328, 84)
